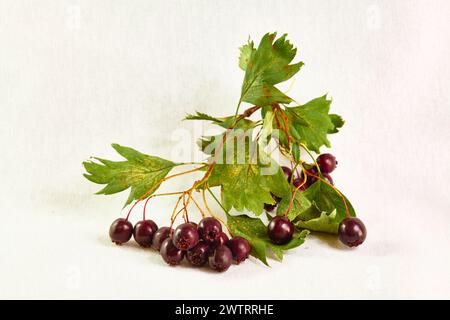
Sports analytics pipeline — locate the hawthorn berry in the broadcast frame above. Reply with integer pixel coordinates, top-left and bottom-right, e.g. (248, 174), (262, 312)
(133, 220), (158, 247)
(173, 223), (199, 250)
(268, 216), (294, 245)
(227, 236), (251, 264)
(160, 238), (185, 265)
(109, 218), (133, 245)
(338, 217), (366, 247)
(198, 217), (222, 243)
(209, 245), (233, 272)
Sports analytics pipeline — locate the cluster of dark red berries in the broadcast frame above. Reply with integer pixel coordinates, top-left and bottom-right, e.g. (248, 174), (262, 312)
(109, 217), (251, 272)
(264, 153), (366, 247)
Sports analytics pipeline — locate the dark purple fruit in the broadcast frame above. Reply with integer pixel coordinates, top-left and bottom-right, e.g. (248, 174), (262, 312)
(317, 153), (337, 174)
(133, 220), (158, 247)
(268, 216), (294, 245)
(227, 236), (251, 264)
(212, 232), (229, 249)
(209, 245), (233, 272)
(160, 238), (185, 265)
(186, 242), (211, 267)
(338, 217), (366, 247)
(172, 223), (199, 250)
(151, 227), (171, 250)
(198, 217), (222, 243)
(293, 177), (308, 191)
(109, 218), (133, 245)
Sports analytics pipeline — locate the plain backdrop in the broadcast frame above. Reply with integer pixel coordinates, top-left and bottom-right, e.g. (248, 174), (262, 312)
(0, 0), (449, 299)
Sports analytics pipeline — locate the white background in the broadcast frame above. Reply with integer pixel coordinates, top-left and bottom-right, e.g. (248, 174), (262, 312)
(1, 0), (449, 299)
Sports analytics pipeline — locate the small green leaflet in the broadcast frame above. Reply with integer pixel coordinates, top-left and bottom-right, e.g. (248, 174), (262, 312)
(295, 209), (341, 234)
(239, 40), (255, 71)
(239, 32), (304, 107)
(207, 138), (291, 215)
(284, 95), (342, 153)
(184, 111), (256, 130)
(276, 191), (312, 221)
(227, 213), (309, 265)
(83, 144), (176, 207)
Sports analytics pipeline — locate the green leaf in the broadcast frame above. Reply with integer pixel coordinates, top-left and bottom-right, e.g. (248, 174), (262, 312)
(295, 209), (341, 234)
(227, 213), (309, 265)
(184, 111), (222, 123)
(293, 180), (356, 234)
(83, 144), (176, 207)
(329, 114), (345, 134)
(284, 95), (339, 153)
(185, 111), (256, 130)
(291, 143), (301, 163)
(207, 136), (291, 215)
(276, 191), (312, 221)
(239, 39), (255, 71)
(240, 33), (303, 106)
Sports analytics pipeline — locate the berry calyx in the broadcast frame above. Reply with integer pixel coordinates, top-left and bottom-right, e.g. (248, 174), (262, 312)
(133, 220), (158, 247)
(198, 217), (222, 243)
(209, 245), (233, 272)
(151, 227), (171, 250)
(109, 218), (133, 245)
(173, 223), (199, 250)
(160, 238), (185, 265)
(338, 217), (366, 247)
(227, 236), (251, 264)
(268, 216), (294, 245)
(317, 153), (337, 173)
(186, 242), (211, 267)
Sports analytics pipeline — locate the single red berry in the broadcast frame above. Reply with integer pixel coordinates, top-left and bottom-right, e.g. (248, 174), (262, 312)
(109, 218), (133, 245)
(160, 238), (185, 265)
(317, 153), (337, 174)
(198, 217), (222, 243)
(151, 227), (171, 250)
(268, 216), (294, 245)
(186, 242), (211, 267)
(227, 236), (251, 264)
(209, 245), (233, 272)
(133, 220), (158, 247)
(172, 223), (199, 250)
(338, 217), (366, 247)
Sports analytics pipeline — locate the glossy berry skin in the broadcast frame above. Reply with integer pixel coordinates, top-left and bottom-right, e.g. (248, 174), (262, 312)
(186, 242), (211, 267)
(151, 227), (171, 250)
(173, 223), (199, 250)
(338, 217), (366, 247)
(317, 153), (337, 174)
(133, 220), (158, 247)
(209, 245), (233, 272)
(109, 218), (133, 245)
(160, 238), (185, 265)
(212, 232), (229, 249)
(227, 236), (251, 264)
(322, 173), (334, 185)
(198, 217), (222, 243)
(281, 166), (293, 182)
(268, 216), (294, 245)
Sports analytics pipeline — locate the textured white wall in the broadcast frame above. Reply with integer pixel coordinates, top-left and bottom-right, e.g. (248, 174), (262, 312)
(0, 0), (449, 299)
